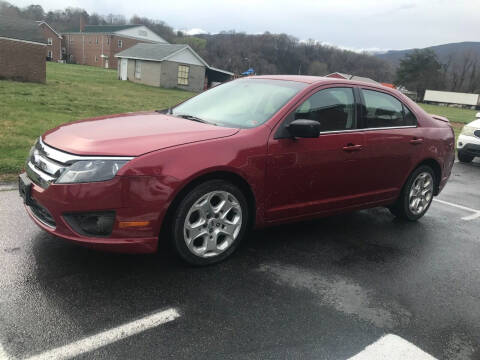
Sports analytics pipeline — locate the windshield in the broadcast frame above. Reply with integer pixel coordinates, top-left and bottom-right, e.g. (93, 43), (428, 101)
(172, 78), (308, 128)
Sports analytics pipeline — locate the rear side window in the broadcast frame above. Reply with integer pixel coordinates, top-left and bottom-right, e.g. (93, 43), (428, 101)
(294, 87), (356, 131)
(362, 89), (416, 128)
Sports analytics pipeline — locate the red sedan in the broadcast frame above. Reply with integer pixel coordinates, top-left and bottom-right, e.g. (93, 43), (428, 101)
(19, 76), (455, 265)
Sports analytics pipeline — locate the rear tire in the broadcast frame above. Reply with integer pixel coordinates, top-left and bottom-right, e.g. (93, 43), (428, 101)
(171, 180), (249, 266)
(458, 151), (474, 163)
(389, 165), (435, 221)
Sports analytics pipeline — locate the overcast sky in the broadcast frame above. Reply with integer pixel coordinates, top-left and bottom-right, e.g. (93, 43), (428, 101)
(10, 0), (479, 51)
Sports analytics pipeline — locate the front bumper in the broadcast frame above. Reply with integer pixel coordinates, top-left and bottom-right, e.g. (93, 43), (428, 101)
(21, 174), (177, 254)
(457, 134), (480, 157)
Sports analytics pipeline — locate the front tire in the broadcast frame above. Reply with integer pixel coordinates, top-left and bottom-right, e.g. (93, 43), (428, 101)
(458, 151), (474, 163)
(389, 165), (435, 221)
(171, 180), (249, 265)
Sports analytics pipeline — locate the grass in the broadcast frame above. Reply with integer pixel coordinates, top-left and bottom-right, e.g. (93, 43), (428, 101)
(0, 62), (195, 181)
(418, 103), (477, 124)
(418, 103), (478, 143)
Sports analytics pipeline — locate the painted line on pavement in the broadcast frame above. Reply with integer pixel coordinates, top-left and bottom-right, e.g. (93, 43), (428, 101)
(23, 308), (180, 360)
(0, 344), (9, 360)
(433, 198), (480, 220)
(348, 334), (437, 360)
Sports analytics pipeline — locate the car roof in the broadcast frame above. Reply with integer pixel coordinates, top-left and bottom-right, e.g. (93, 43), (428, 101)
(248, 75), (392, 91)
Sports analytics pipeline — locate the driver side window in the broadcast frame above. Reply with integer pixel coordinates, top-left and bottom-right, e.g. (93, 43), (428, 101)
(294, 87), (356, 132)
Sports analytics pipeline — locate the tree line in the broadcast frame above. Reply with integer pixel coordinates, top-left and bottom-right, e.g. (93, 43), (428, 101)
(2, 1), (479, 98)
(395, 49), (480, 99)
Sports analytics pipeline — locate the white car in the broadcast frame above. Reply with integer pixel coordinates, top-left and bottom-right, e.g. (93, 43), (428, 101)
(457, 112), (480, 163)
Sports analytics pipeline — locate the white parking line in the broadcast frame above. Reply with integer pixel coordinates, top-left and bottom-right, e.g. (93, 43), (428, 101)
(348, 334), (437, 360)
(433, 198), (480, 220)
(0, 344), (9, 360)
(22, 308), (180, 360)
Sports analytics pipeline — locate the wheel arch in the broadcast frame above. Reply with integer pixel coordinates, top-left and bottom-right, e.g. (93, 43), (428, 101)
(159, 170), (257, 242)
(413, 158), (442, 195)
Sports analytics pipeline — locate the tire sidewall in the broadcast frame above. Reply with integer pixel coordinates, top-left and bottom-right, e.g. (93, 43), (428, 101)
(400, 165), (435, 221)
(172, 180), (249, 266)
(458, 151), (474, 163)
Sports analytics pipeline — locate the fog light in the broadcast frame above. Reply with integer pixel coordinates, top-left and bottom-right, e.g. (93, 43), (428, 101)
(64, 211), (115, 237)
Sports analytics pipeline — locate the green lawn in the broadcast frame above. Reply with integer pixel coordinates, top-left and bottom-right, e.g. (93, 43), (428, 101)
(0, 62), (194, 181)
(418, 103), (478, 142)
(418, 103), (477, 124)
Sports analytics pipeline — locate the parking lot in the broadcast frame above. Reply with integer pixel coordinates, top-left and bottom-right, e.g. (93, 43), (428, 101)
(0, 160), (479, 360)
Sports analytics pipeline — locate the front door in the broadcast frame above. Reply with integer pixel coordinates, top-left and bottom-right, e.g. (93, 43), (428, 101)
(265, 86), (370, 221)
(120, 58), (128, 80)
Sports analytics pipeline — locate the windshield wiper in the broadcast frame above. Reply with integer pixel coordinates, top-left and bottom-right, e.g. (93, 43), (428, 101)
(176, 114), (215, 125)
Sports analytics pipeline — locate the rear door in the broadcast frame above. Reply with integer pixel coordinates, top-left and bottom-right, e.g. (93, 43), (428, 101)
(358, 88), (421, 201)
(265, 85), (371, 221)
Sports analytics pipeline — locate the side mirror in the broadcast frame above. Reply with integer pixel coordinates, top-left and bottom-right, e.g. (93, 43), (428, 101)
(286, 119), (320, 138)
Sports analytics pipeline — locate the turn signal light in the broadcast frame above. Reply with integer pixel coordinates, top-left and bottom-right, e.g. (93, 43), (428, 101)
(118, 221), (151, 229)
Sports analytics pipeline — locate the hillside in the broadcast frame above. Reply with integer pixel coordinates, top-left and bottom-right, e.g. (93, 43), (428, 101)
(376, 42), (480, 66)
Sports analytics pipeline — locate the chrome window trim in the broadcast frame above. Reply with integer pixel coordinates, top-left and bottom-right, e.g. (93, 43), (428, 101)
(319, 125), (417, 135)
(39, 138), (134, 164)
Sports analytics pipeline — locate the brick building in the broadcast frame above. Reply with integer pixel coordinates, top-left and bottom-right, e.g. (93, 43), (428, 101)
(63, 22), (167, 69)
(37, 21), (63, 62)
(0, 15), (46, 83)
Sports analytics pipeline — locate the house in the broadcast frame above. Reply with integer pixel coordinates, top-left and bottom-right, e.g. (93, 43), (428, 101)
(326, 72), (379, 85)
(0, 15), (46, 83)
(115, 43), (234, 92)
(62, 20), (167, 69)
(37, 21), (63, 62)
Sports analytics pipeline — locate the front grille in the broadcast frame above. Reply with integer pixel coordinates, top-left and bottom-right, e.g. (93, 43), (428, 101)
(26, 139), (69, 188)
(30, 200), (56, 228)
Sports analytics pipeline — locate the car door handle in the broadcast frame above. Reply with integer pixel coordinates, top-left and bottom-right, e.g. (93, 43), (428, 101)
(342, 144), (363, 152)
(409, 138), (424, 145)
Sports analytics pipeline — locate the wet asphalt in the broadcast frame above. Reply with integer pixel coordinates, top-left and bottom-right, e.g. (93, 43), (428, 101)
(0, 161), (479, 360)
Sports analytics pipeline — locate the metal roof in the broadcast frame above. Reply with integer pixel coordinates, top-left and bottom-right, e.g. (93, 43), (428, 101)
(63, 24), (141, 34)
(0, 15), (46, 44)
(83, 24), (140, 33)
(115, 43), (189, 61)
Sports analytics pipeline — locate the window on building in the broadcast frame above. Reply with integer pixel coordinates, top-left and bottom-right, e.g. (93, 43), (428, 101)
(362, 89), (416, 128)
(47, 38), (52, 45)
(293, 87), (356, 131)
(177, 65), (190, 85)
(107, 37), (110, 45)
(96, 37), (99, 44)
(95, 56), (98, 62)
(118, 40), (123, 48)
(47, 50), (52, 60)
(135, 60), (141, 79)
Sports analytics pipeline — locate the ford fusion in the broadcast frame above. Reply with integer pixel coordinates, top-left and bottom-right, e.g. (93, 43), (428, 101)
(19, 76), (455, 265)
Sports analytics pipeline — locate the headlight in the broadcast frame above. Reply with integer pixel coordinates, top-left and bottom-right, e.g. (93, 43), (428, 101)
(461, 125), (476, 137)
(56, 160), (128, 184)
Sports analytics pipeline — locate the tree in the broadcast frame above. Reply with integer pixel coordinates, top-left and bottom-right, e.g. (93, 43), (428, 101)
(395, 49), (444, 99)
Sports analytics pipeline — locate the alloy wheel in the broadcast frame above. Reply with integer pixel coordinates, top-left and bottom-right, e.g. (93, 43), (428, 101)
(183, 191), (243, 258)
(408, 172), (434, 216)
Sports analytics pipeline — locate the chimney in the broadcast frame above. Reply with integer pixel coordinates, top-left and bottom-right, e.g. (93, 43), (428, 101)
(79, 15), (85, 32)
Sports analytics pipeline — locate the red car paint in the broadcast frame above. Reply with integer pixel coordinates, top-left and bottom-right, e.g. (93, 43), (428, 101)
(22, 75), (455, 253)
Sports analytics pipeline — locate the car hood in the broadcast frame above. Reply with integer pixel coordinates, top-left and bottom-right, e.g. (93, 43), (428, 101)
(466, 119), (480, 128)
(42, 112), (239, 156)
